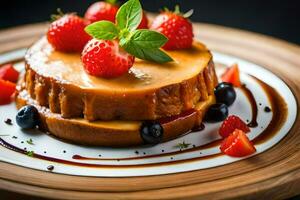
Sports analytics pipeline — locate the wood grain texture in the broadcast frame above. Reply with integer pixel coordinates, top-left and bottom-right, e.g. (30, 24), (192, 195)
(0, 22), (299, 200)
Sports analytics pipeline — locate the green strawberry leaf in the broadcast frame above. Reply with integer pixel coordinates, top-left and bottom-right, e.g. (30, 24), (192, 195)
(116, 0), (142, 31)
(85, 21), (119, 40)
(130, 30), (168, 49)
(50, 8), (65, 22)
(122, 41), (173, 63)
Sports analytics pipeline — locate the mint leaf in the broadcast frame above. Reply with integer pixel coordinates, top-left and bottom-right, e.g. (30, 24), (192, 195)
(116, 0), (142, 31)
(141, 48), (173, 63)
(120, 29), (173, 63)
(85, 21), (119, 40)
(130, 30), (168, 49)
(123, 41), (173, 63)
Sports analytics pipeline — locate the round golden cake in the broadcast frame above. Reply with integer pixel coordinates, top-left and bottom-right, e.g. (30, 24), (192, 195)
(16, 37), (217, 146)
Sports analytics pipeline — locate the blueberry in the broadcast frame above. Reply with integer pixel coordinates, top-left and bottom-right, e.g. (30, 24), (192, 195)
(140, 121), (163, 144)
(16, 105), (39, 129)
(214, 82), (236, 106)
(204, 103), (228, 122)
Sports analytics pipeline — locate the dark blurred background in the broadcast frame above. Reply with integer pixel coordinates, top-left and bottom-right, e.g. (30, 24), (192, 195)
(1, 0), (300, 45)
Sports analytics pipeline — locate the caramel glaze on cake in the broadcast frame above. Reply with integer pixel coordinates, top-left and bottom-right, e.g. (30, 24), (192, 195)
(16, 37), (218, 146)
(23, 37), (217, 121)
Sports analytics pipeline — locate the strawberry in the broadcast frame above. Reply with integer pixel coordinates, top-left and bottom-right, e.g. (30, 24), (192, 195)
(150, 6), (194, 50)
(219, 115), (250, 138)
(0, 79), (16, 105)
(47, 14), (91, 52)
(221, 64), (241, 87)
(85, 1), (148, 29)
(0, 64), (19, 83)
(137, 12), (149, 29)
(82, 39), (135, 78)
(220, 129), (256, 157)
(85, 1), (119, 23)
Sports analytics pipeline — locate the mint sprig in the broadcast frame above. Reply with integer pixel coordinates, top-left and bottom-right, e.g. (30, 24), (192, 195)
(85, 0), (173, 63)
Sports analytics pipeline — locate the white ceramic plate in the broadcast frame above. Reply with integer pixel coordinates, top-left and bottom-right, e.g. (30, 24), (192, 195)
(0, 49), (297, 177)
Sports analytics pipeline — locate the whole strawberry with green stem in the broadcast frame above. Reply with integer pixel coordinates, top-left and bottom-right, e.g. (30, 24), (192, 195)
(47, 11), (91, 52)
(82, 0), (173, 78)
(151, 5), (194, 50)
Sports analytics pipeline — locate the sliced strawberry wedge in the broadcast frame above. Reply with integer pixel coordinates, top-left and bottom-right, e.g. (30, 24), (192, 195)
(221, 64), (241, 87)
(0, 64), (19, 83)
(219, 115), (250, 138)
(220, 129), (256, 157)
(0, 79), (16, 105)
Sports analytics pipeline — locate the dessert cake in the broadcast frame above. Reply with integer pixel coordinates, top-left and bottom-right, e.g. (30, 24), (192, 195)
(15, 0), (218, 146)
(16, 38), (217, 146)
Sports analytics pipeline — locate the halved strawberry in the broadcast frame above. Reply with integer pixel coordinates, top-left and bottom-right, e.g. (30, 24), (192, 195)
(0, 64), (19, 83)
(220, 129), (256, 157)
(0, 79), (16, 105)
(221, 64), (241, 87)
(219, 115), (250, 138)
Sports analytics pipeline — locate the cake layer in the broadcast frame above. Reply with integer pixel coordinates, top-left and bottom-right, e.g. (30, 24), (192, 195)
(23, 38), (217, 121)
(16, 89), (215, 147)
